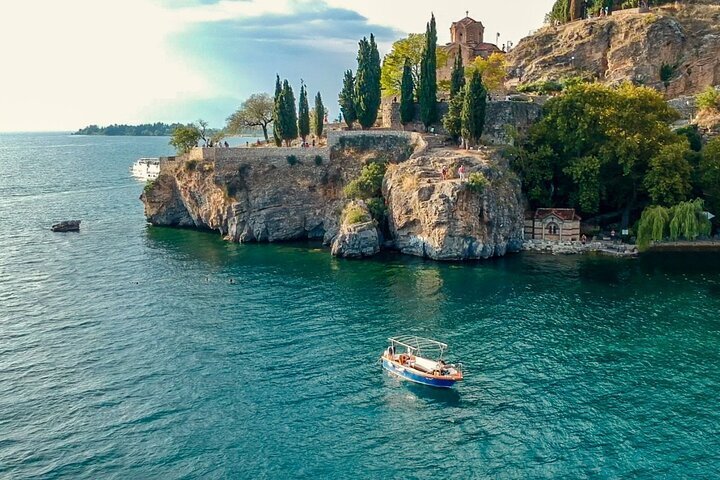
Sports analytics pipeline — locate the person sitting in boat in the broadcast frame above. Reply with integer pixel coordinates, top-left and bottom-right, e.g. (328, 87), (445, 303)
(387, 345), (395, 358)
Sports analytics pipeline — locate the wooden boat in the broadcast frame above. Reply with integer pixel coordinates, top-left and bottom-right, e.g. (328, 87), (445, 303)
(51, 220), (81, 232)
(381, 336), (463, 388)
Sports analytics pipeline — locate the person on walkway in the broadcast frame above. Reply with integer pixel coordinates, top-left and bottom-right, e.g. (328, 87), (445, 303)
(458, 165), (466, 182)
(441, 166), (448, 180)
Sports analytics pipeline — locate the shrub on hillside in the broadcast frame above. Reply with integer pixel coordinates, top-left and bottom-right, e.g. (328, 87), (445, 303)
(344, 162), (387, 199)
(466, 172), (489, 194)
(343, 204), (370, 225)
(696, 86), (720, 112)
(287, 155), (299, 166)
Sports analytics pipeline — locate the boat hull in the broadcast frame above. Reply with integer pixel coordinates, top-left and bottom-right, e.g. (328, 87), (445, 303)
(382, 359), (458, 388)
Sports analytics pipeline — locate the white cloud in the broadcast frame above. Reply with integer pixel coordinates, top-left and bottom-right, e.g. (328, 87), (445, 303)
(0, 0), (210, 131)
(0, 0), (555, 131)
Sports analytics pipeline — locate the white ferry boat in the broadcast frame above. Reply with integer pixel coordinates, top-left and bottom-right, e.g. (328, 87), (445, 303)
(130, 158), (160, 181)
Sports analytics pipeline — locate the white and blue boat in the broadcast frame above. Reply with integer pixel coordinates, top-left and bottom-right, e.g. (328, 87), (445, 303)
(381, 336), (463, 389)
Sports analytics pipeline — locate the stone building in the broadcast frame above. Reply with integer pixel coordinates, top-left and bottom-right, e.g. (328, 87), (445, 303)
(438, 14), (503, 84)
(524, 208), (581, 242)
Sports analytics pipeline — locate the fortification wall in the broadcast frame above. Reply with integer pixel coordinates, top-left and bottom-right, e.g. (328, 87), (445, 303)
(380, 99), (543, 145)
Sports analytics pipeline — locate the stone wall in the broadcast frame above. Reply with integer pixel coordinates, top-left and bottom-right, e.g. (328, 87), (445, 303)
(380, 99), (543, 145)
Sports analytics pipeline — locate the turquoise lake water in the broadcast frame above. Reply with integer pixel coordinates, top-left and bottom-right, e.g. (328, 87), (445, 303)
(1, 132), (719, 478)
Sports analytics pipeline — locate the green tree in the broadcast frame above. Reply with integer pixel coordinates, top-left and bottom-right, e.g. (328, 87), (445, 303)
(279, 79), (298, 146)
(644, 141), (693, 206)
(273, 75), (282, 146)
(344, 162), (387, 199)
(466, 53), (507, 94)
(380, 33), (448, 99)
(700, 137), (720, 216)
(169, 124), (201, 154)
(313, 92), (325, 137)
(512, 82), (680, 222)
(636, 205), (670, 250)
(354, 34), (382, 129)
(669, 198), (711, 241)
(547, 0), (570, 23)
(399, 58), (415, 126)
(418, 14), (438, 130)
(675, 125), (703, 152)
(298, 82), (310, 143)
(450, 52), (465, 97)
(339, 70), (357, 129)
(443, 52), (465, 141)
(226, 93), (274, 142)
(443, 93), (464, 141)
(461, 70), (487, 148)
(380, 34), (425, 98)
(696, 86), (720, 112)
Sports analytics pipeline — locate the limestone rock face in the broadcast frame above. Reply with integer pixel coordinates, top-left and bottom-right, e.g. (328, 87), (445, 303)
(507, 3), (720, 98)
(141, 132), (418, 246)
(331, 202), (380, 258)
(383, 148), (525, 261)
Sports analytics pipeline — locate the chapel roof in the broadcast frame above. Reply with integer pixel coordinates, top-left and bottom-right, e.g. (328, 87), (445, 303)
(534, 208), (582, 221)
(453, 16), (481, 27)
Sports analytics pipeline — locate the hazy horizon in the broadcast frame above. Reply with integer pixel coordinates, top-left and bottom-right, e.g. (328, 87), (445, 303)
(3, 0), (554, 132)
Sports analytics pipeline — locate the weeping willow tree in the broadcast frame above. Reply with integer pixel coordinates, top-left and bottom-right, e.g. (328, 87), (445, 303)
(636, 205), (670, 251)
(637, 199), (711, 250)
(668, 198), (711, 241)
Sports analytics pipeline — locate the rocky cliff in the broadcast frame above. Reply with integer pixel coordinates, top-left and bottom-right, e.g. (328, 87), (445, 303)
(507, 1), (720, 97)
(141, 132), (526, 261)
(383, 148), (525, 260)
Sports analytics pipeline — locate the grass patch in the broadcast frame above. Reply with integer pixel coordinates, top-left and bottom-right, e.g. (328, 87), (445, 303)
(343, 204), (370, 225)
(287, 155), (299, 166)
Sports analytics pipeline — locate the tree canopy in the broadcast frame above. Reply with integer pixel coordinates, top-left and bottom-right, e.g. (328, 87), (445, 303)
(313, 92), (325, 137)
(339, 70), (357, 129)
(226, 93), (274, 141)
(273, 75), (283, 146)
(354, 34), (382, 129)
(169, 124), (202, 154)
(399, 59), (415, 126)
(418, 14), (438, 129)
(380, 33), (448, 99)
(510, 82), (686, 222)
(460, 70), (487, 147)
(298, 82), (310, 142)
(466, 52), (507, 94)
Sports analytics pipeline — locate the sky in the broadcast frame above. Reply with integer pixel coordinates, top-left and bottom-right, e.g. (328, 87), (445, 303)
(0, 0), (555, 132)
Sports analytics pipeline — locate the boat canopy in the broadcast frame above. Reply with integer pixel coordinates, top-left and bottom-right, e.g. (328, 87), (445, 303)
(388, 336), (448, 359)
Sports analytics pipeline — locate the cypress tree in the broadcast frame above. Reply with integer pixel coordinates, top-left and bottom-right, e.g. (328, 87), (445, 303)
(450, 52), (465, 98)
(461, 70), (487, 148)
(418, 14), (438, 130)
(339, 70), (357, 129)
(272, 74), (283, 146)
(354, 34), (382, 130)
(280, 80), (298, 146)
(298, 81), (310, 143)
(442, 51), (466, 141)
(314, 92), (325, 137)
(399, 58), (415, 127)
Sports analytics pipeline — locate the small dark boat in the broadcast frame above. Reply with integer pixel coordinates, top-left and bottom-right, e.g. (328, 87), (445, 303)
(51, 220), (81, 232)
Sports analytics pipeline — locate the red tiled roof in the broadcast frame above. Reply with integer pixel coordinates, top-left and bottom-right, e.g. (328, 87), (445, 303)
(534, 208), (581, 221)
(453, 16), (480, 27)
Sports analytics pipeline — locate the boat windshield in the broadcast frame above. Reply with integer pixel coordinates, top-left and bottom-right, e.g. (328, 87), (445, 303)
(387, 336), (447, 359)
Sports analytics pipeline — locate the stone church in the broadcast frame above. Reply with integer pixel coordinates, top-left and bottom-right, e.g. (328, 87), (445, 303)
(437, 14), (503, 83)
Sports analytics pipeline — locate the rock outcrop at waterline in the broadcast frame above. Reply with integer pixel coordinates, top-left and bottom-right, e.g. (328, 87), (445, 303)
(330, 201), (381, 258)
(141, 132), (526, 261)
(507, 1), (720, 98)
